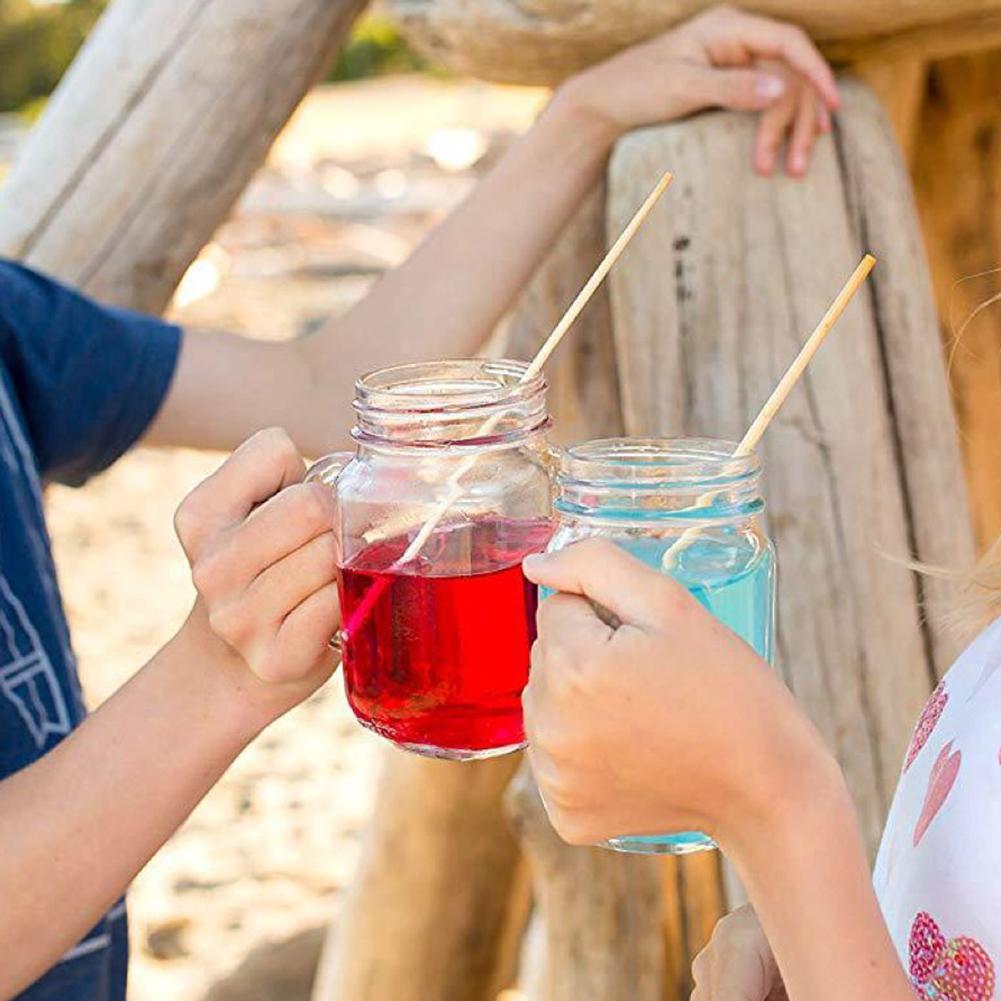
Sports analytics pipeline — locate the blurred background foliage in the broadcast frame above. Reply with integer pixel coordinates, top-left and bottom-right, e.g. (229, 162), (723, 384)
(0, 0), (104, 113)
(331, 12), (432, 81)
(0, 1), (430, 115)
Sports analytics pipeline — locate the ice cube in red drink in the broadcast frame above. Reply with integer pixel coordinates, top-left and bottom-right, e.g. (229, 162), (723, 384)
(337, 517), (551, 759)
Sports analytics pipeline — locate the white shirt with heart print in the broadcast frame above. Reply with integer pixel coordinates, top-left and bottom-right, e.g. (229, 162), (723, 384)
(873, 615), (1001, 1000)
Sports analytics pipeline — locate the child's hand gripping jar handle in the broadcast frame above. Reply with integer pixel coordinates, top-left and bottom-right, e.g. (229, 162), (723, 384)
(305, 452), (354, 651)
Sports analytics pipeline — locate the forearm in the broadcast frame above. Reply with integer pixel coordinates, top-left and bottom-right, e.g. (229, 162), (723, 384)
(0, 618), (265, 997)
(723, 754), (912, 1001)
(307, 94), (612, 351)
(148, 91), (617, 458)
(291, 91), (615, 455)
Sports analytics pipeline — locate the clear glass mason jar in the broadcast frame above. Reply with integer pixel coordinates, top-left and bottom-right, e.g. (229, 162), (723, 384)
(307, 359), (553, 761)
(547, 437), (776, 855)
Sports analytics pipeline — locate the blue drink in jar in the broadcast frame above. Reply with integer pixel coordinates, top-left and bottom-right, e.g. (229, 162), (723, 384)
(546, 437), (776, 855)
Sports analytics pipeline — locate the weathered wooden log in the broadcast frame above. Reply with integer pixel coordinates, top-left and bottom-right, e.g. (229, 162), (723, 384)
(505, 764), (663, 1001)
(310, 753), (525, 1001)
(385, 0), (1001, 86)
(911, 50), (1001, 547)
(0, 0), (367, 313)
(605, 80), (973, 860)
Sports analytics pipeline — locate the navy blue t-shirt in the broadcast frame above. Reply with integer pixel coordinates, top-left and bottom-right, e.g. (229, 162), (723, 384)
(0, 261), (181, 1000)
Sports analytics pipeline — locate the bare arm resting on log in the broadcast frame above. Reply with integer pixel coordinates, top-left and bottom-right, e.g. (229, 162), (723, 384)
(147, 5), (839, 458)
(0, 430), (342, 999)
(521, 541), (915, 1001)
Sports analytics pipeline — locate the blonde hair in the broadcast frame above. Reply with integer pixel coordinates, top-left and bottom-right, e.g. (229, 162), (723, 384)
(940, 277), (1001, 632)
(947, 536), (1001, 633)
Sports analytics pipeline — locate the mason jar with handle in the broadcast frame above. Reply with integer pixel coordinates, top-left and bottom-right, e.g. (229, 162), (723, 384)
(546, 437), (776, 854)
(307, 359), (553, 761)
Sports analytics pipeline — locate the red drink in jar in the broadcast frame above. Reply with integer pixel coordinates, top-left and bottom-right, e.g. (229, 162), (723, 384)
(338, 516), (551, 758)
(306, 358), (553, 759)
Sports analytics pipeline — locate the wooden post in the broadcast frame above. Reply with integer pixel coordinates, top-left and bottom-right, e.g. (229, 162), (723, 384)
(311, 753), (527, 1001)
(505, 766), (664, 1001)
(0, 0), (367, 313)
(607, 82), (971, 839)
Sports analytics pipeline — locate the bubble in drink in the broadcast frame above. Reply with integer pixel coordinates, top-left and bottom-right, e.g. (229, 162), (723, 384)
(338, 517), (552, 760)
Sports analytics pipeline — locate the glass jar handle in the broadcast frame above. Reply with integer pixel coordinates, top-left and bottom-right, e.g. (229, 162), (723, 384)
(305, 451), (354, 489)
(305, 452), (354, 653)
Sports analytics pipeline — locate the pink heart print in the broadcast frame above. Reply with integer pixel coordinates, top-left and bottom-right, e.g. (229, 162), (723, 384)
(913, 740), (961, 848)
(905, 680), (948, 772)
(909, 911), (996, 1000)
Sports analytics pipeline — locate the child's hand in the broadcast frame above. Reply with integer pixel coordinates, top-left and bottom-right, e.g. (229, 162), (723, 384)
(557, 4), (837, 177)
(747, 58), (828, 177)
(173, 428), (339, 724)
(691, 905), (786, 1001)
(522, 539), (830, 846)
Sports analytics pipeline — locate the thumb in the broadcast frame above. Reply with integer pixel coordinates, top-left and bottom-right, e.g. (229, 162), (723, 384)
(174, 427), (305, 562)
(523, 538), (692, 630)
(680, 63), (788, 113)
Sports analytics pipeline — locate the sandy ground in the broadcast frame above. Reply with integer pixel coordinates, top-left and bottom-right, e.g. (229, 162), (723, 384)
(41, 75), (547, 1001)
